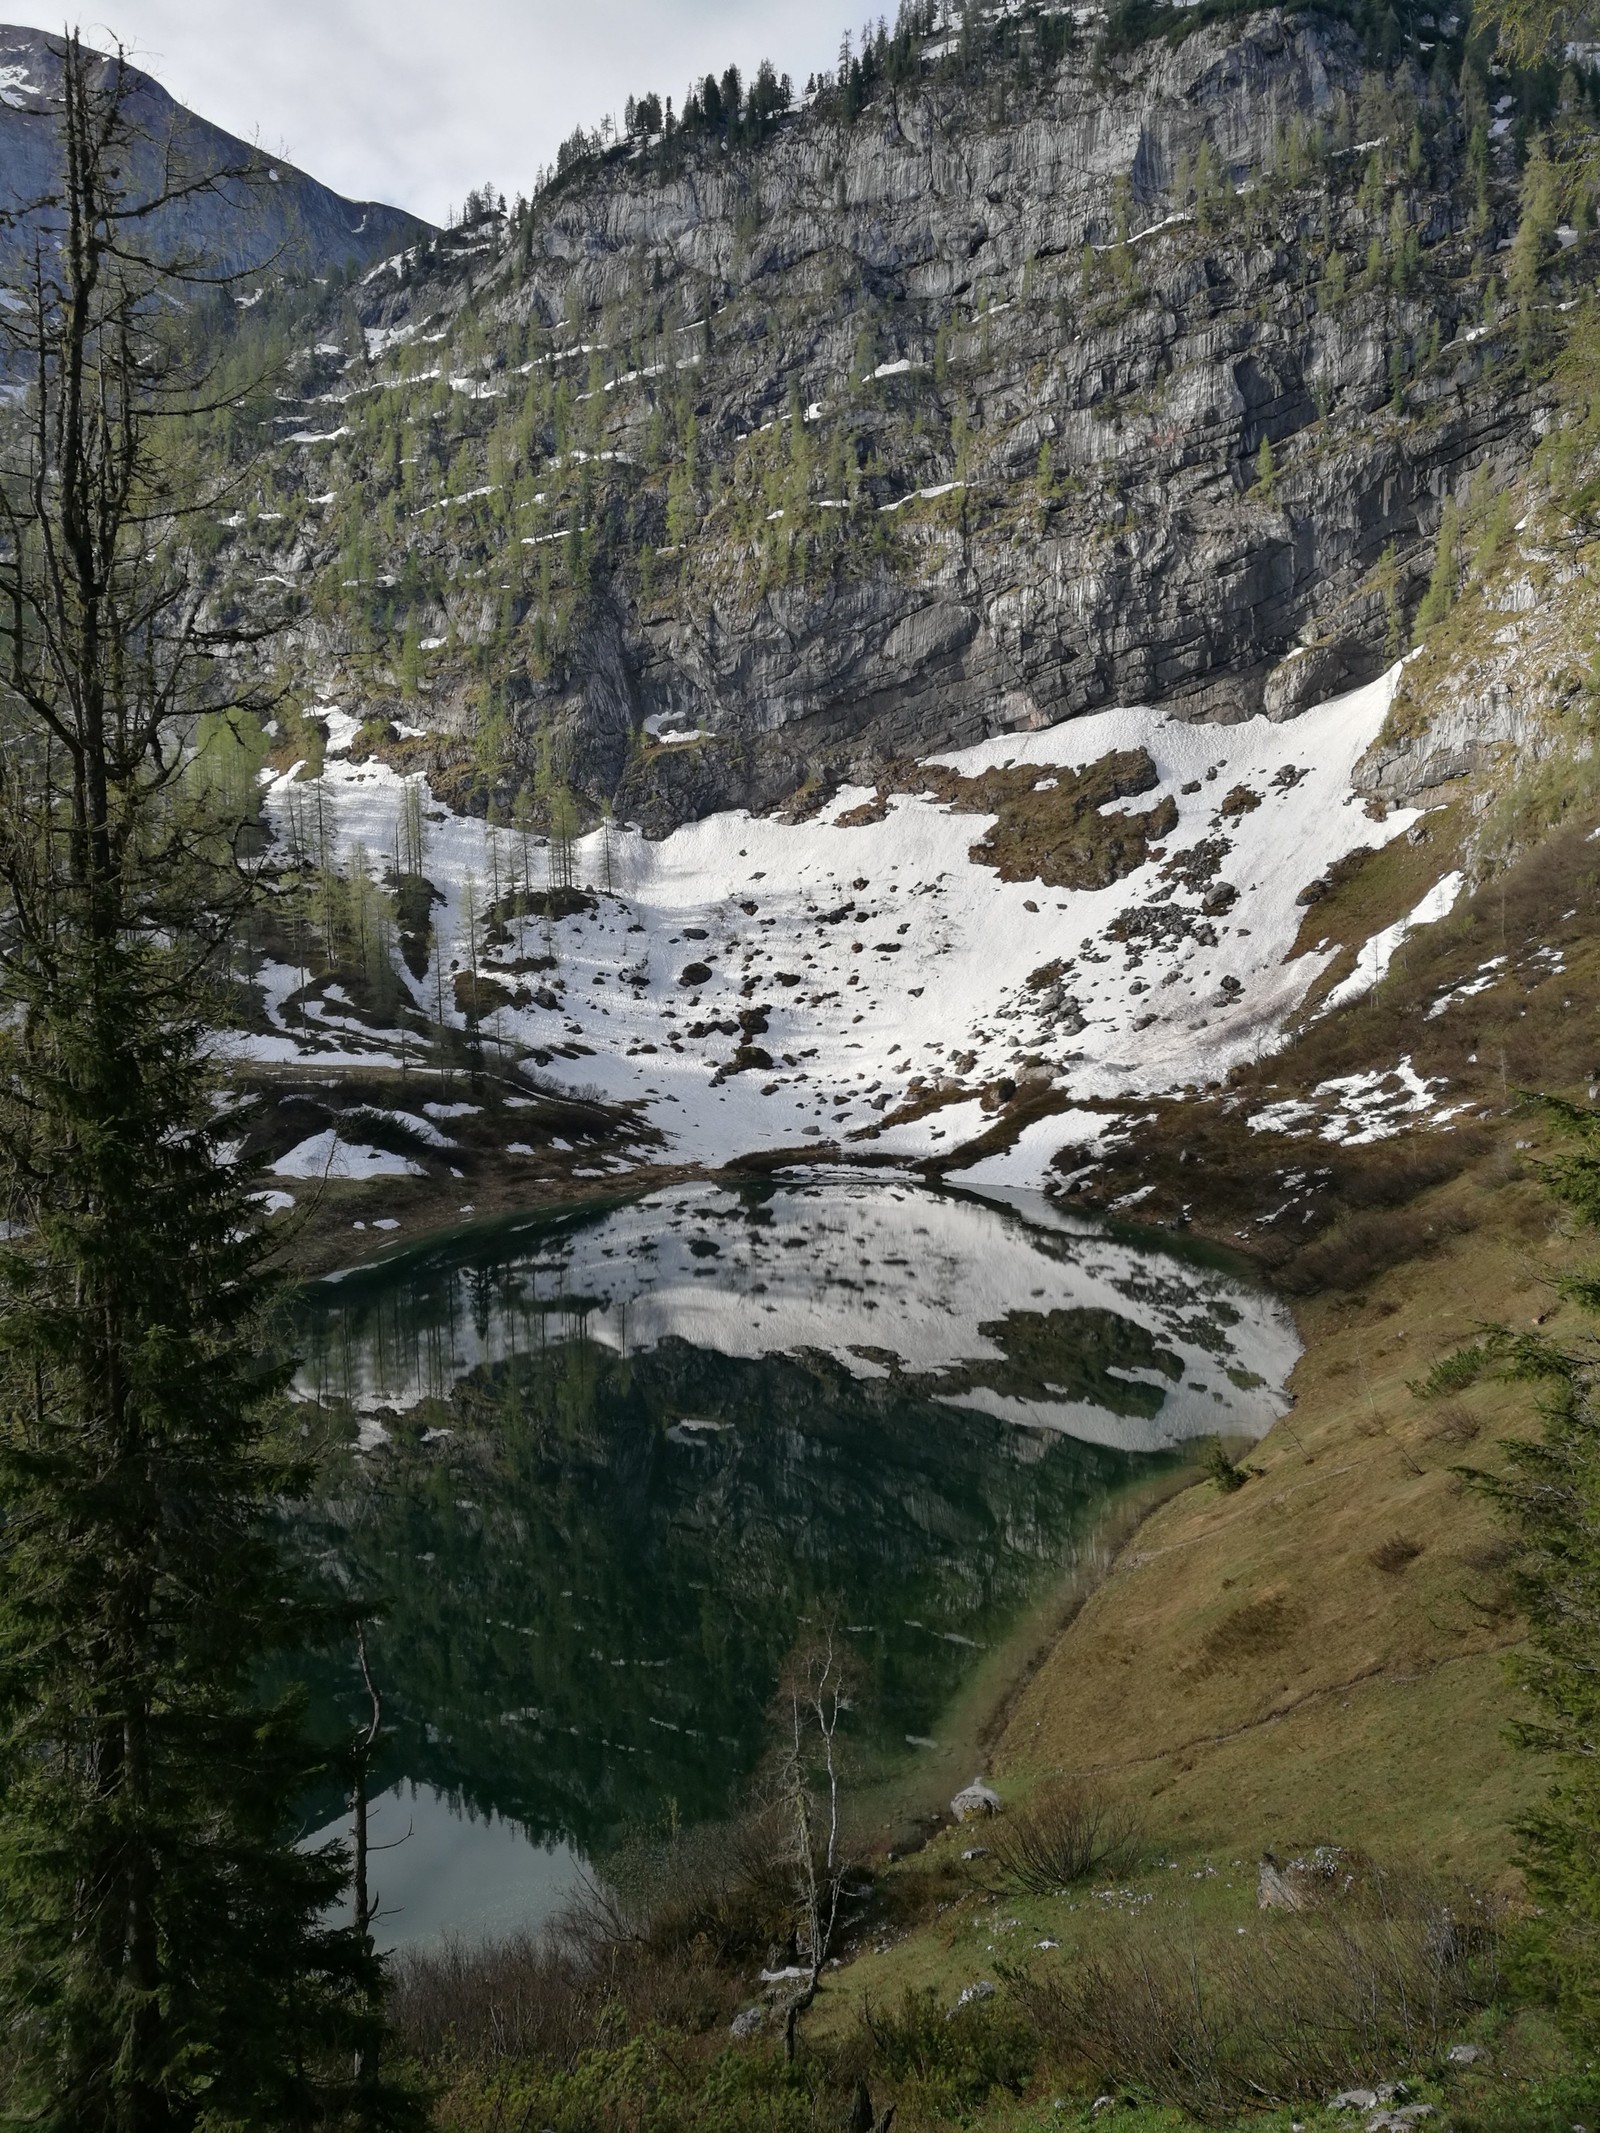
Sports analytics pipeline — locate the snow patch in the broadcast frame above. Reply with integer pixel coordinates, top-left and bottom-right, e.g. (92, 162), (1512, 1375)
(259, 666), (1417, 1186)
(1323, 872), (1464, 1012)
(271, 1131), (425, 1181)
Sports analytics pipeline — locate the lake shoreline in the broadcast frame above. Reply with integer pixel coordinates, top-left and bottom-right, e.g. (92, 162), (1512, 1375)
(294, 1171), (1295, 1950)
(841, 1451), (1217, 1860)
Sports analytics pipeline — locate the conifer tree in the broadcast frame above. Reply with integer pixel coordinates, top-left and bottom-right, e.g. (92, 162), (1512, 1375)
(1433, 1094), (1600, 2043)
(0, 34), (412, 2129)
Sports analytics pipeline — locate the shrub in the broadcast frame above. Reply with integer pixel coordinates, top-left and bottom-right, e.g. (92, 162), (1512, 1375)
(1013, 1871), (1499, 2121)
(589, 1808), (797, 1970)
(854, 1986), (1035, 2118)
(1370, 1532), (1425, 1573)
(389, 1926), (737, 2072)
(1203, 1437), (1248, 1492)
(389, 1813), (790, 2073)
(1425, 1403), (1482, 1448)
(990, 1778), (1142, 1894)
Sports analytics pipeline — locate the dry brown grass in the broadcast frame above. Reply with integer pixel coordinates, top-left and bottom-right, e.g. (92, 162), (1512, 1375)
(1012, 1871), (1501, 2122)
(1193, 1589), (1305, 1675)
(993, 1177), (1555, 1876)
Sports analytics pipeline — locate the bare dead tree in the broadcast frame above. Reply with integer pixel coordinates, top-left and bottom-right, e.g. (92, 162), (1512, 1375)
(768, 1612), (857, 2061)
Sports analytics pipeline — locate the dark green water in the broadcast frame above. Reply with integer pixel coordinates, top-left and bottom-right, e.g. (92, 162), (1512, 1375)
(293, 1177), (1296, 1945)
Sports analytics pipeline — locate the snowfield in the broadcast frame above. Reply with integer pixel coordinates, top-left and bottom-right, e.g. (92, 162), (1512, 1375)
(250, 667), (1452, 1191)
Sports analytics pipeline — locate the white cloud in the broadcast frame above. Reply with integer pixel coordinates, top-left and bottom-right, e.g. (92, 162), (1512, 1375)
(19, 1), (850, 223)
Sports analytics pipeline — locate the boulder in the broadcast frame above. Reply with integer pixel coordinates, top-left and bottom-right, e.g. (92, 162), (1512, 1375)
(1257, 1843), (1362, 1910)
(951, 1777), (1001, 1822)
(1257, 1852), (1307, 1911)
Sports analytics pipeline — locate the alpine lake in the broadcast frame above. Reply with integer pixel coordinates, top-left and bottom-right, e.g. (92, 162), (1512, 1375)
(290, 1176), (1299, 1951)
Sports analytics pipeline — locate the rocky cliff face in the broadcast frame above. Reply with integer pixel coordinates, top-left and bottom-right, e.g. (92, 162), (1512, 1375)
(254, 1), (1573, 836)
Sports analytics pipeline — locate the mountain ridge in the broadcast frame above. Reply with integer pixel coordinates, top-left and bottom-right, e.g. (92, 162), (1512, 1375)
(0, 23), (428, 283)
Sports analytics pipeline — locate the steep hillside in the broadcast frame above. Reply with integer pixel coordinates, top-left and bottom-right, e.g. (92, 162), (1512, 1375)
(0, 24), (426, 282)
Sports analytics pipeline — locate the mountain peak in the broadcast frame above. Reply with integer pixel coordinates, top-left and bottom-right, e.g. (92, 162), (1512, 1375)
(0, 22), (430, 281)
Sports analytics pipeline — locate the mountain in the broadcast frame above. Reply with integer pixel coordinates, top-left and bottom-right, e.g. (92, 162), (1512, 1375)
(130, 0), (1600, 1234)
(206, 2), (1590, 826)
(0, 24), (427, 283)
(64, 12), (1600, 2099)
(32, 7), (1600, 2080)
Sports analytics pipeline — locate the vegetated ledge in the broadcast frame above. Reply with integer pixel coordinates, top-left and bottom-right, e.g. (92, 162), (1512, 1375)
(1060, 800), (1600, 1297)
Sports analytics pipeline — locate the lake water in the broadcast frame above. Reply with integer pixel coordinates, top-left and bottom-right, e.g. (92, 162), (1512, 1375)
(294, 1177), (1296, 1950)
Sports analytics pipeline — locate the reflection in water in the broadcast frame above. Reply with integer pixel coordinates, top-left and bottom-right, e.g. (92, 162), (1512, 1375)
(303, 1783), (584, 1953)
(294, 1180), (1296, 1944)
(302, 1179), (1295, 1450)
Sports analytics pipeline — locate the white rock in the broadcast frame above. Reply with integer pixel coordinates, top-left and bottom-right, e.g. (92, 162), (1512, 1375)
(951, 1777), (1001, 1821)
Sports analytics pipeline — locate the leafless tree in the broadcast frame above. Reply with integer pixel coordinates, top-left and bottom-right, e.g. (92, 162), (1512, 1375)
(767, 1612), (857, 2059)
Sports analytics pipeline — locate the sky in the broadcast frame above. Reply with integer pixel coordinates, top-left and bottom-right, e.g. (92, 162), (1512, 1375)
(5, 2), (856, 223)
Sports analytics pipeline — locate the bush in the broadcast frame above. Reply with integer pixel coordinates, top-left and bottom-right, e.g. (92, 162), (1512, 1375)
(389, 1926), (736, 2072)
(588, 1808), (797, 1970)
(1203, 1437), (1248, 1492)
(390, 1814), (798, 2075)
(1370, 1532), (1425, 1573)
(421, 2028), (826, 2133)
(852, 1986), (1035, 2119)
(990, 1778), (1142, 1894)
(1012, 1871), (1500, 2122)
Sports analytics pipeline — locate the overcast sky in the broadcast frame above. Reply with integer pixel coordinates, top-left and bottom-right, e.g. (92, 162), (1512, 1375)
(7, 2), (854, 223)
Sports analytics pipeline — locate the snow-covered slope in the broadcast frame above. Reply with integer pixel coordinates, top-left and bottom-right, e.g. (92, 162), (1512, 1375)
(249, 668), (1454, 1190)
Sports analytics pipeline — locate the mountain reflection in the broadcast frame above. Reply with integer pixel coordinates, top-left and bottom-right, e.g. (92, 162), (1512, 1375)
(293, 1182), (1295, 1860)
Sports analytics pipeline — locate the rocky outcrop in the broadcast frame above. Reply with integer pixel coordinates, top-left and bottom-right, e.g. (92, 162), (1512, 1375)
(453, 10), (1534, 824)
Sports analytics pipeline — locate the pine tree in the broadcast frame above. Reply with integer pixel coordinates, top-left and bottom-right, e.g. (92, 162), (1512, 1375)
(1429, 1096), (1600, 2043)
(0, 36), (413, 2129)
(1414, 495), (1460, 639)
(1508, 132), (1563, 363)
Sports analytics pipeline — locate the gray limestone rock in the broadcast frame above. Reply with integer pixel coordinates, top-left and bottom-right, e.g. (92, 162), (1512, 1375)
(951, 1777), (1002, 1820)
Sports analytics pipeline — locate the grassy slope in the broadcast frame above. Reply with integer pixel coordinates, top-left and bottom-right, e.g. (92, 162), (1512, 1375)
(1000, 1196), (1547, 1873)
(817, 1176), (1555, 2006)
(808, 772), (1600, 2107)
